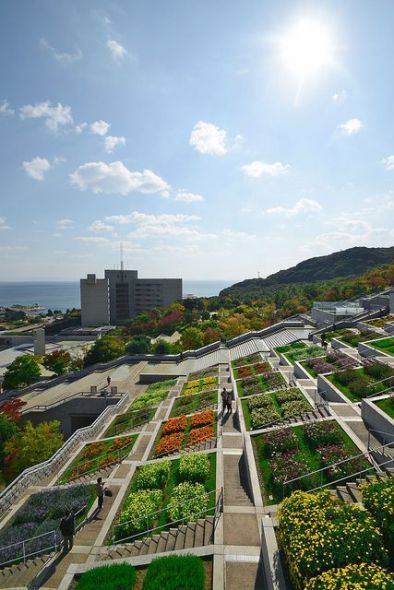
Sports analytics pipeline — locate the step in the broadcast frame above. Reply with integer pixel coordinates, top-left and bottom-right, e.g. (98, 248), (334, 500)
(148, 535), (160, 554)
(174, 525), (187, 550)
(138, 538), (151, 555)
(346, 482), (362, 503)
(204, 518), (214, 545)
(336, 486), (354, 504)
(184, 523), (196, 548)
(156, 532), (168, 553)
(194, 519), (205, 546)
(165, 529), (177, 551)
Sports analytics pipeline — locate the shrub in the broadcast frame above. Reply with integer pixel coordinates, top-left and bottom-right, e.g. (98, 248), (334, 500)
(275, 388), (304, 404)
(142, 555), (205, 590)
(133, 461), (170, 490)
(304, 563), (393, 589)
(118, 490), (162, 534)
(249, 394), (273, 409)
(270, 450), (307, 484)
(162, 416), (188, 435)
(335, 369), (356, 385)
(168, 482), (208, 522)
(251, 406), (280, 429)
(304, 421), (341, 447)
(348, 376), (369, 398)
(281, 400), (310, 417)
(278, 490), (388, 589)
(360, 479), (394, 554)
(261, 428), (298, 458)
(76, 563), (136, 590)
(364, 363), (393, 381)
(179, 453), (209, 483)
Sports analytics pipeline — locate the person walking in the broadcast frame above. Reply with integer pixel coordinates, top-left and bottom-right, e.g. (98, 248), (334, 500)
(106, 375), (111, 387)
(226, 390), (233, 414)
(321, 333), (328, 352)
(96, 477), (105, 510)
(60, 509), (75, 553)
(221, 387), (227, 416)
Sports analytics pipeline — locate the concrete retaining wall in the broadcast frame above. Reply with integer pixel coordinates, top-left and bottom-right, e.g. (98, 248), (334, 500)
(361, 397), (394, 444)
(331, 337), (351, 351)
(294, 361), (314, 380)
(317, 374), (350, 403)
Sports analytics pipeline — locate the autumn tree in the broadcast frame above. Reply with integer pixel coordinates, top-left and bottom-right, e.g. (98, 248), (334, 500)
(43, 349), (72, 375)
(181, 327), (204, 350)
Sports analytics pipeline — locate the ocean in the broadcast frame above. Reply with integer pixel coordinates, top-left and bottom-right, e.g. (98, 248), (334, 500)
(0, 280), (235, 312)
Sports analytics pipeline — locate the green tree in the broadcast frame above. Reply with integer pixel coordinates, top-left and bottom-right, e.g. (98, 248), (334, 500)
(152, 339), (172, 354)
(43, 350), (72, 375)
(84, 335), (125, 367)
(126, 336), (152, 354)
(181, 327), (204, 351)
(0, 414), (18, 466)
(4, 420), (63, 481)
(3, 356), (41, 390)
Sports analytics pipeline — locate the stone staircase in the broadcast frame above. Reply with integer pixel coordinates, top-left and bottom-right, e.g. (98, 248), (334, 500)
(257, 405), (331, 432)
(99, 517), (215, 561)
(329, 470), (393, 505)
(0, 552), (53, 588)
(223, 455), (254, 507)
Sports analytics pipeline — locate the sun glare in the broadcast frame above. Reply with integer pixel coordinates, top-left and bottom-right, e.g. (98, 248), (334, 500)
(280, 19), (334, 78)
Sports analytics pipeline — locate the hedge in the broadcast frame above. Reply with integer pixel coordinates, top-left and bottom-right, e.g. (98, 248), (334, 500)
(142, 555), (205, 590)
(76, 564), (136, 590)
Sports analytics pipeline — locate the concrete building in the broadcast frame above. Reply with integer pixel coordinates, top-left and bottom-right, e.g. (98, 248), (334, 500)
(80, 269), (182, 326)
(33, 328), (45, 355)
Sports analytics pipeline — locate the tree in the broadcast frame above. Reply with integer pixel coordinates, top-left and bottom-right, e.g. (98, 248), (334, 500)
(152, 339), (172, 354)
(126, 336), (152, 354)
(84, 335), (125, 366)
(0, 398), (26, 422)
(4, 420), (63, 482)
(3, 356), (41, 390)
(203, 327), (221, 345)
(0, 414), (18, 466)
(181, 327), (204, 351)
(43, 350), (72, 375)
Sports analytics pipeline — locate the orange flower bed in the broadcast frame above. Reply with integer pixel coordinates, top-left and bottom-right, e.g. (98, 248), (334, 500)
(108, 436), (134, 453)
(191, 409), (215, 428)
(186, 425), (214, 447)
(254, 362), (271, 374)
(162, 416), (188, 435)
(237, 365), (253, 379)
(155, 432), (184, 456)
(80, 442), (106, 460)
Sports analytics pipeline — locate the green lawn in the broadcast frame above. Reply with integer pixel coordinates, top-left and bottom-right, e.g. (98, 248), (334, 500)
(282, 345), (324, 365)
(369, 337), (394, 357)
(275, 341), (306, 354)
(326, 367), (390, 403)
(374, 397), (394, 419)
(252, 423), (372, 504)
(111, 453), (217, 543)
(170, 390), (218, 418)
(103, 406), (156, 437)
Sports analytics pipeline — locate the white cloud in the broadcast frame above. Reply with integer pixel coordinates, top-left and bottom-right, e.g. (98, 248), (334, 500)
(332, 90), (347, 104)
(175, 191), (204, 202)
(75, 122), (88, 134)
(339, 118), (364, 135)
(264, 198), (323, 217)
(90, 120), (110, 136)
(106, 39), (127, 61)
(56, 218), (74, 230)
(190, 121), (228, 155)
(88, 220), (114, 232)
(22, 157), (51, 181)
(74, 236), (109, 244)
(104, 135), (126, 153)
(0, 217), (11, 230)
(70, 161), (170, 196)
(221, 229), (256, 240)
(106, 212), (199, 225)
(40, 38), (82, 64)
(382, 155), (394, 171)
(0, 100), (14, 115)
(241, 160), (290, 178)
(20, 101), (73, 131)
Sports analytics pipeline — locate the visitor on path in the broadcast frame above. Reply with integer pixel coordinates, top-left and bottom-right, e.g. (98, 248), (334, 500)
(221, 388), (227, 415)
(106, 375), (111, 387)
(96, 477), (105, 510)
(226, 390), (233, 414)
(60, 509), (75, 553)
(321, 334), (328, 351)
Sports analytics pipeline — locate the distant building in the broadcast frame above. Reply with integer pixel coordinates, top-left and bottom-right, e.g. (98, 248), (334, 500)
(80, 270), (182, 326)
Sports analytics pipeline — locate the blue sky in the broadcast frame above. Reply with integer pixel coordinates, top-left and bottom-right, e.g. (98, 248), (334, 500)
(1, 0), (393, 281)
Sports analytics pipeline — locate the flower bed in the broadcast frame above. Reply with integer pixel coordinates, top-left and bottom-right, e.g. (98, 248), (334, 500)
(252, 422), (372, 503)
(237, 371), (286, 397)
(59, 435), (137, 483)
(234, 361), (271, 380)
(0, 484), (94, 565)
(242, 388), (311, 430)
(369, 336), (394, 356)
(188, 367), (218, 380)
(365, 314), (394, 328)
(155, 412), (216, 457)
(103, 407), (156, 437)
(131, 379), (176, 411)
(170, 390), (217, 418)
(304, 563), (393, 589)
(181, 376), (218, 396)
(374, 396), (394, 418)
(282, 345), (325, 365)
(278, 490), (389, 589)
(360, 478), (394, 554)
(301, 351), (359, 378)
(327, 363), (394, 402)
(112, 453), (216, 542)
(232, 353), (262, 368)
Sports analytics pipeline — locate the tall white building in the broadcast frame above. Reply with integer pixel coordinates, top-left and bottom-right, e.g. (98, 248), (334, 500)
(80, 269), (182, 326)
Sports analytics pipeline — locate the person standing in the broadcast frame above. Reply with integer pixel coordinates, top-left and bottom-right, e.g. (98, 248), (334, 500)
(226, 390), (233, 414)
(60, 509), (75, 553)
(106, 375), (111, 387)
(221, 387), (227, 416)
(96, 477), (105, 510)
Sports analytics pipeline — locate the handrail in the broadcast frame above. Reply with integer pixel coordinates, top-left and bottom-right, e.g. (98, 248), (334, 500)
(112, 487), (222, 546)
(22, 389), (121, 413)
(282, 441), (393, 495)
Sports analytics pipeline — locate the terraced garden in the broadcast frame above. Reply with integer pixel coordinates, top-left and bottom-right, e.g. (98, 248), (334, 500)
(233, 360), (271, 380)
(231, 353), (262, 368)
(374, 396), (394, 419)
(181, 376), (218, 396)
(236, 371), (286, 397)
(241, 388), (311, 430)
(300, 350), (359, 377)
(131, 379), (176, 410)
(252, 420), (372, 503)
(153, 411), (216, 457)
(369, 336), (394, 356)
(279, 344), (325, 365)
(111, 452), (216, 543)
(324, 328), (381, 347)
(170, 390), (218, 418)
(103, 406), (156, 437)
(58, 435), (137, 483)
(326, 363), (394, 402)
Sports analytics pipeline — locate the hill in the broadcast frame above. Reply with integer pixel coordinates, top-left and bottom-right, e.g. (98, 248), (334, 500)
(220, 246), (394, 297)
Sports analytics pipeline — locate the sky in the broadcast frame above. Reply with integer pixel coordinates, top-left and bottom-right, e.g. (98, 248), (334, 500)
(1, 0), (394, 281)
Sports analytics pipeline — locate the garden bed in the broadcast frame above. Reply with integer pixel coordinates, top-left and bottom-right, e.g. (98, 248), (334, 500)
(325, 328), (381, 348)
(231, 353), (262, 369)
(369, 336), (394, 356)
(0, 484), (95, 566)
(252, 421), (372, 504)
(131, 380), (176, 410)
(364, 314), (394, 328)
(152, 411), (217, 458)
(188, 367), (218, 380)
(326, 363), (394, 402)
(103, 407), (156, 437)
(181, 376), (218, 396)
(275, 341), (306, 354)
(233, 361), (271, 380)
(374, 396), (394, 419)
(300, 351), (359, 378)
(110, 452), (216, 543)
(237, 371), (286, 397)
(281, 345), (325, 366)
(59, 435), (137, 483)
(241, 388), (311, 431)
(170, 391), (217, 418)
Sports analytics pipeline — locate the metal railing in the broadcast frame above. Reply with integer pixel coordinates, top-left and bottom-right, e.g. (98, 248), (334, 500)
(281, 441), (394, 499)
(0, 394), (129, 518)
(0, 504), (87, 568)
(22, 388), (121, 413)
(111, 487), (222, 546)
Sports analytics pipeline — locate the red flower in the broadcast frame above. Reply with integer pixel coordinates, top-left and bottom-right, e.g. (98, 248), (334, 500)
(191, 410), (215, 428)
(163, 416), (188, 435)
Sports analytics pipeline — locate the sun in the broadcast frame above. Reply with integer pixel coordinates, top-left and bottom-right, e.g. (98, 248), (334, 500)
(280, 19), (334, 78)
